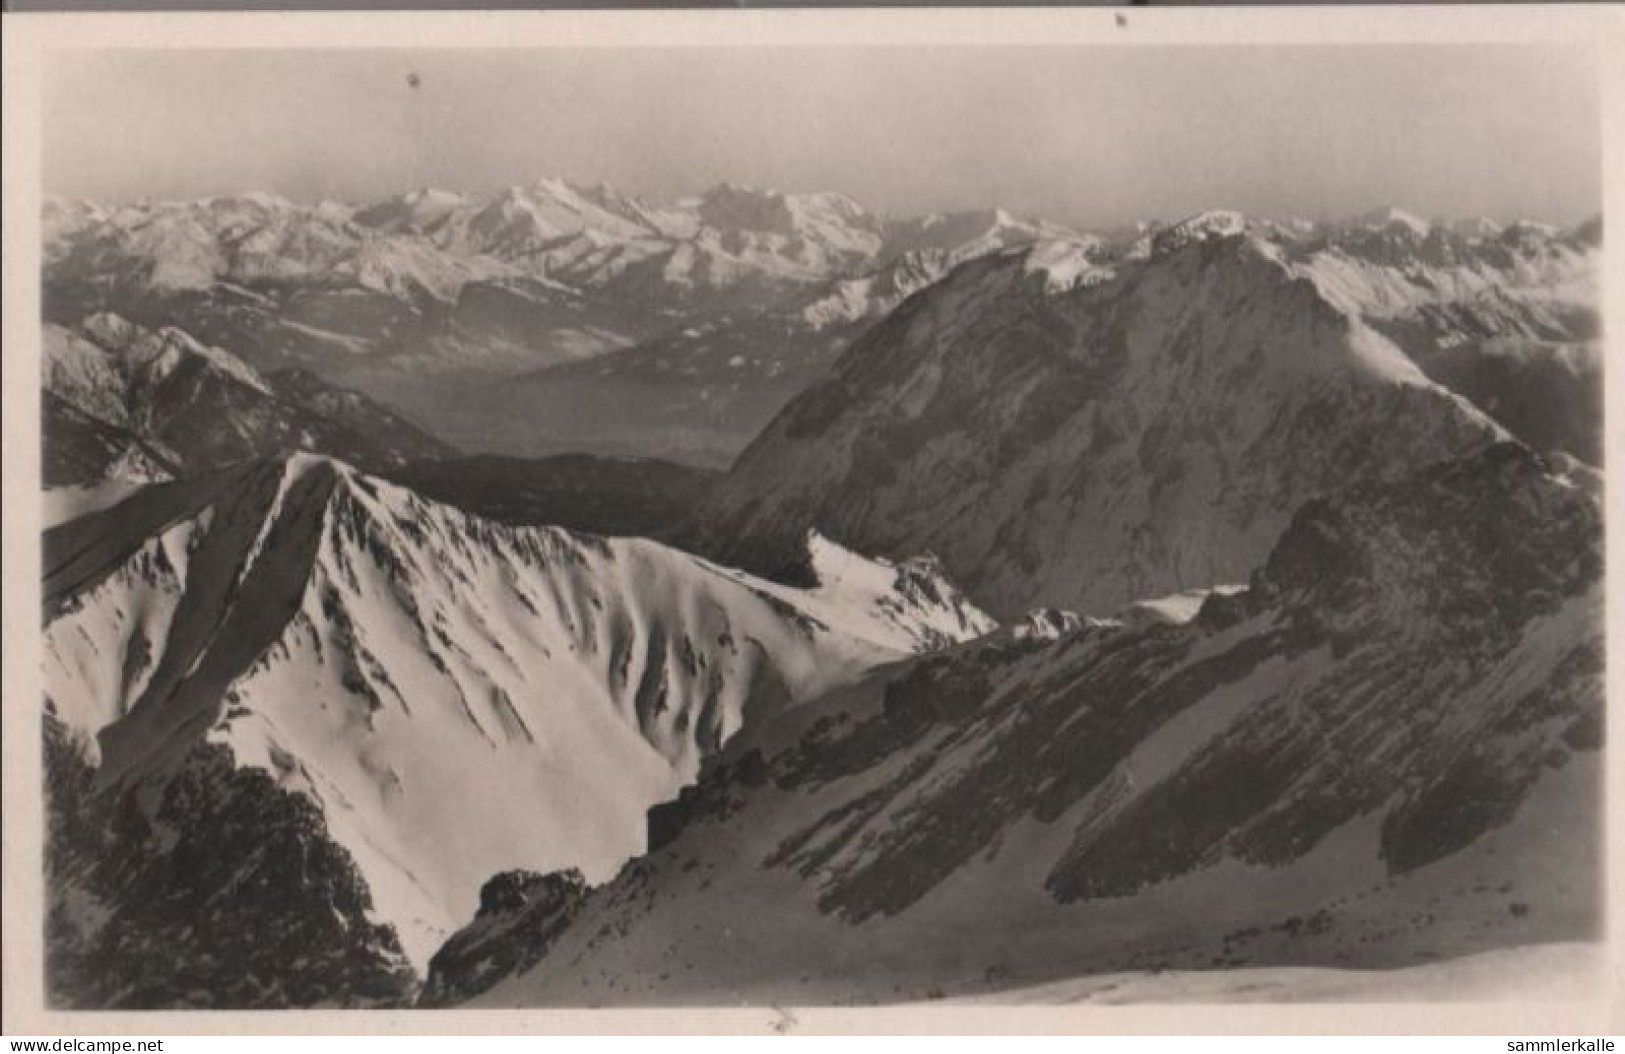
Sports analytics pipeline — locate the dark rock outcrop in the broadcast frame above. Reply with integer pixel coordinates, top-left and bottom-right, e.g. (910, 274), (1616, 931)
(44, 714), (418, 1009)
(418, 869), (588, 1008)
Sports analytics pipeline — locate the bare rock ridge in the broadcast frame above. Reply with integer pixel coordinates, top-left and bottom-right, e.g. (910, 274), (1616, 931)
(43, 314), (452, 487)
(1305, 212), (1601, 464)
(697, 225), (1511, 616)
(41, 453), (995, 1002)
(441, 443), (1601, 1006)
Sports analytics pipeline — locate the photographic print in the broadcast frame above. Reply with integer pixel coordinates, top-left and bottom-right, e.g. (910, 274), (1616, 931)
(4, 8), (1616, 1027)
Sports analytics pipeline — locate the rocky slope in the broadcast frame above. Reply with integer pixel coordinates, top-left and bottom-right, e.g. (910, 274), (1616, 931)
(417, 869), (588, 1007)
(699, 221), (1508, 616)
(45, 713), (418, 1009)
(1298, 211), (1601, 462)
(444, 443), (1602, 1006)
(42, 391), (178, 491)
(42, 313), (452, 487)
(41, 455), (995, 1002)
(1127, 211), (1602, 463)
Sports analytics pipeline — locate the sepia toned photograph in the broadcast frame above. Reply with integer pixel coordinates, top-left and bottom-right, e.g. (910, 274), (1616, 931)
(3, 7), (1619, 1032)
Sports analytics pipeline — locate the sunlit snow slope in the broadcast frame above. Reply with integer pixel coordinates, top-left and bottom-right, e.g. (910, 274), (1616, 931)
(42, 455), (994, 967)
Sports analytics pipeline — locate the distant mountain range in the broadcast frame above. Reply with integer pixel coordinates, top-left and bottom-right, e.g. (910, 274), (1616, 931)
(43, 183), (1107, 465)
(44, 182), (1598, 468)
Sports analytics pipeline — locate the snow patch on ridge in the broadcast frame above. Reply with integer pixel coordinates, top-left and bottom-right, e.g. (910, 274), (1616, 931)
(1124, 584), (1248, 626)
(1023, 240), (1115, 294)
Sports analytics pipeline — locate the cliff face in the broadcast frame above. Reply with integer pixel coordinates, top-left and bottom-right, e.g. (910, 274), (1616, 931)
(418, 869), (589, 1007)
(45, 715), (418, 1009)
(699, 233), (1503, 617)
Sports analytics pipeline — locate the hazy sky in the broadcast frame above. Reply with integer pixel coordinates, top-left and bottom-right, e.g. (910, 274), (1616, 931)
(44, 45), (1601, 228)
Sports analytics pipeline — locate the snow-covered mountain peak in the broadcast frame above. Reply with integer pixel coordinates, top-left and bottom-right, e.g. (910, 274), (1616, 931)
(1100, 228), (1485, 397)
(311, 199), (357, 225)
(1009, 607), (1092, 641)
(282, 447), (350, 486)
(136, 326), (274, 395)
(795, 214), (1101, 327)
(701, 209), (1505, 615)
(1022, 238), (1115, 294)
(797, 528), (999, 649)
(797, 248), (955, 328)
(805, 526), (886, 582)
(1149, 209), (1251, 255)
(438, 181), (657, 259)
(1355, 206), (1432, 237)
(694, 183), (885, 258)
(43, 313), (456, 489)
(43, 194), (104, 217)
(407, 187), (464, 206)
(59, 312), (273, 398)
(528, 175), (587, 201)
(885, 207), (1090, 261)
(44, 325), (132, 429)
(45, 456), (995, 967)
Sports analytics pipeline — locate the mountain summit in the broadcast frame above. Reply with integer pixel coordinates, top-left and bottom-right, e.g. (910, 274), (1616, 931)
(698, 225), (1504, 616)
(43, 454), (994, 1002)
